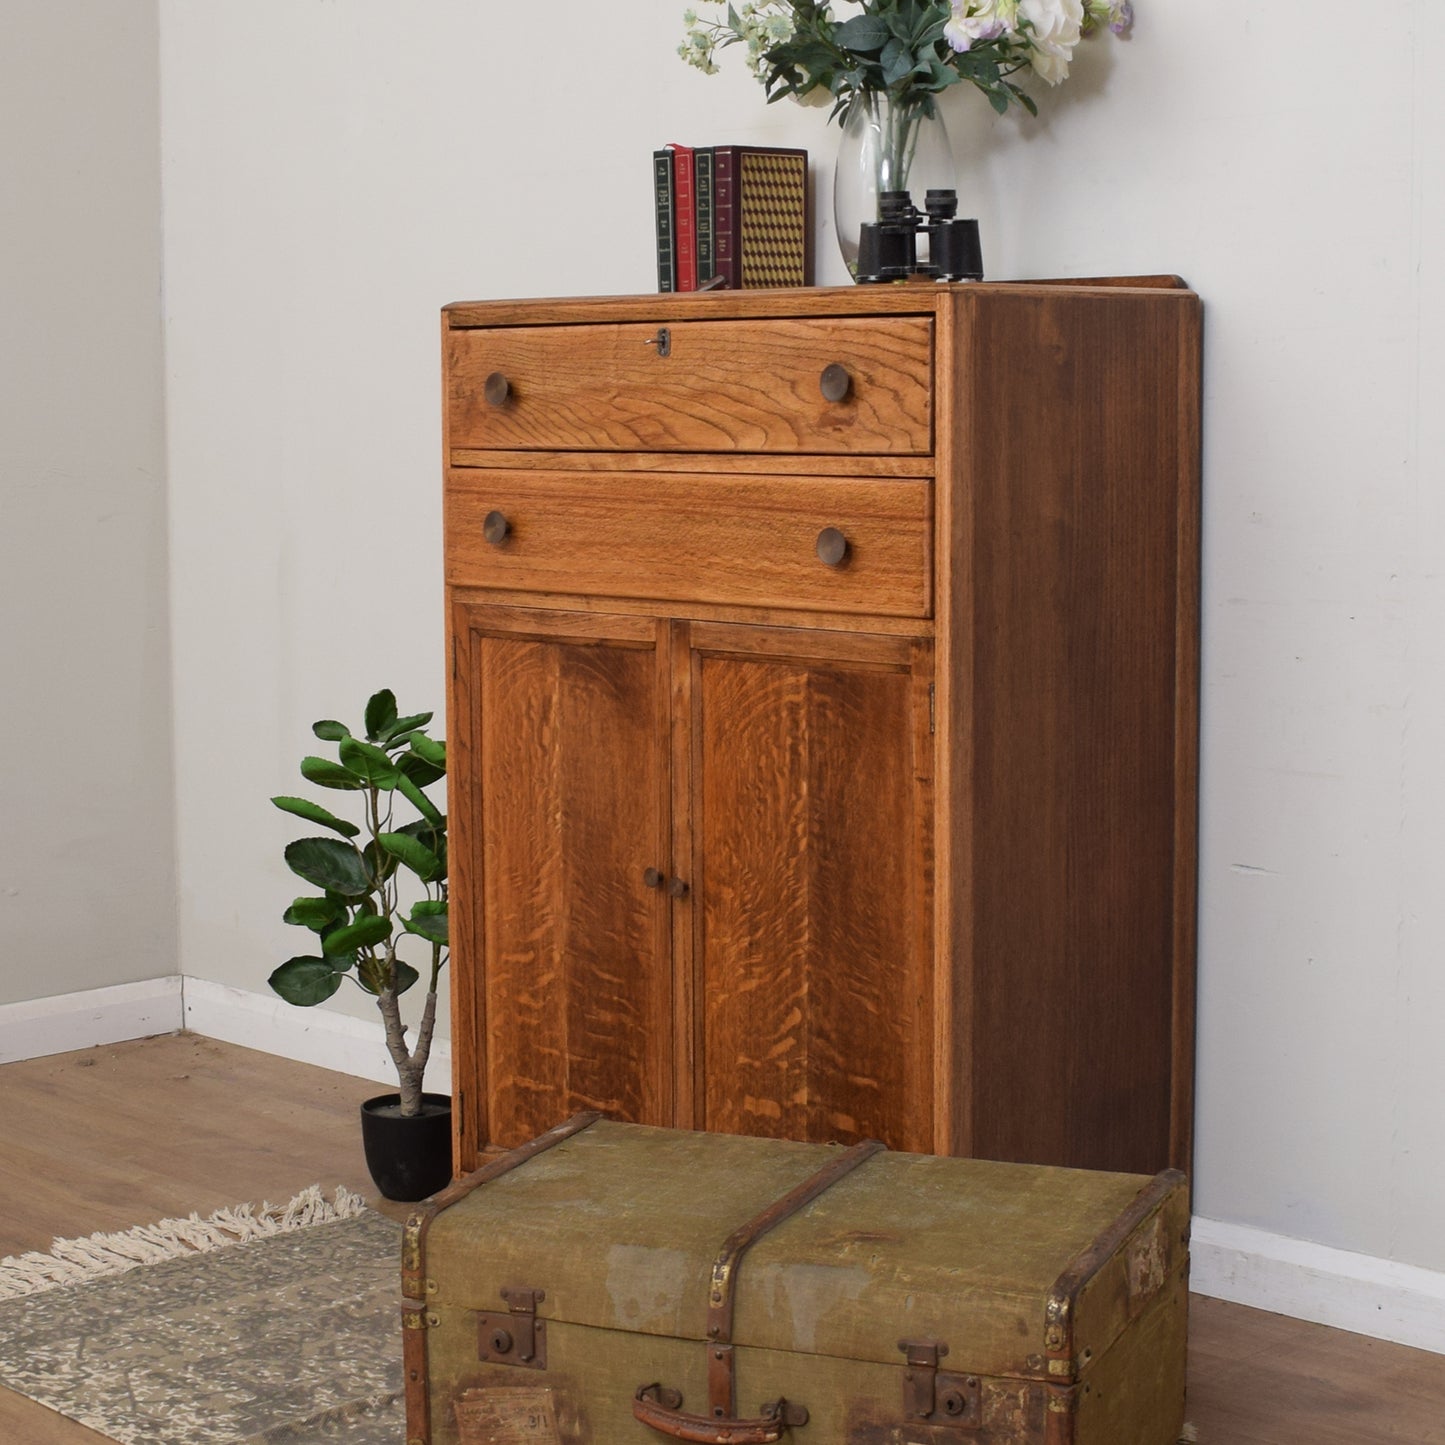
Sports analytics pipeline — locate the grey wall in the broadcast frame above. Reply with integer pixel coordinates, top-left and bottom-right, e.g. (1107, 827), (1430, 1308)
(0, 1), (174, 1003)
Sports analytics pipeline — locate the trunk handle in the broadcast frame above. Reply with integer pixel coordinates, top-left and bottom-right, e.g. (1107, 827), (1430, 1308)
(633, 1383), (807, 1443)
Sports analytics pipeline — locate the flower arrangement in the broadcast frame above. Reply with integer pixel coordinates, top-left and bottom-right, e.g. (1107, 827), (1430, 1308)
(680, 0), (1134, 121)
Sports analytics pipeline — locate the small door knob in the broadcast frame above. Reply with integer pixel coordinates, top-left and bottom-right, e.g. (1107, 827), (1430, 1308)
(815, 527), (849, 567)
(484, 371), (510, 407)
(483, 510), (511, 545)
(667, 877), (689, 899)
(819, 363), (851, 402)
(643, 867), (665, 889)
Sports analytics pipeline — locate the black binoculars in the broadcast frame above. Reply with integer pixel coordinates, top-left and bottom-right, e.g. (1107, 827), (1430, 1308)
(856, 188), (983, 284)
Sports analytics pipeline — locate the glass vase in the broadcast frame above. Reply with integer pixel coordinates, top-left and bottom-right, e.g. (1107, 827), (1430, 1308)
(832, 90), (957, 281)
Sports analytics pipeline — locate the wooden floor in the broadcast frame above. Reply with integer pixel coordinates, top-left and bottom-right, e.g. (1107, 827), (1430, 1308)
(2, 1035), (1443, 1443)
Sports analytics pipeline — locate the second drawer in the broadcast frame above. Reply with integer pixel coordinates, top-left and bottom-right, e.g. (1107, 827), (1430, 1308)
(445, 471), (932, 617)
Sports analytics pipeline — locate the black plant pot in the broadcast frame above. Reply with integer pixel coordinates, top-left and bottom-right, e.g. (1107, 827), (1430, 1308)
(360, 1092), (453, 1202)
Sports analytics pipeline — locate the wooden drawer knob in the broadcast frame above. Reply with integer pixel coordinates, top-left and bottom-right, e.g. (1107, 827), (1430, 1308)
(643, 867), (665, 889)
(483, 510), (511, 545)
(484, 371), (510, 407)
(819, 363), (852, 403)
(666, 877), (689, 899)
(815, 527), (850, 567)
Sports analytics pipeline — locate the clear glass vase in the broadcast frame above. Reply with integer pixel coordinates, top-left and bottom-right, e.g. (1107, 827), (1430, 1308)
(832, 90), (957, 281)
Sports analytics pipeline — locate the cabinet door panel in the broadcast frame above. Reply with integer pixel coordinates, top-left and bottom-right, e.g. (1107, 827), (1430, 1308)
(453, 605), (672, 1151)
(686, 626), (933, 1153)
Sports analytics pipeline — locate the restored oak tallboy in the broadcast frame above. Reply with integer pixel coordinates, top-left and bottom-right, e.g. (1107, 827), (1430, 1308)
(442, 280), (1201, 1179)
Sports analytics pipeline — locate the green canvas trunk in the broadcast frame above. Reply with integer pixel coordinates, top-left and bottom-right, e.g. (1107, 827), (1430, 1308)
(402, 1115), (1189, 1445)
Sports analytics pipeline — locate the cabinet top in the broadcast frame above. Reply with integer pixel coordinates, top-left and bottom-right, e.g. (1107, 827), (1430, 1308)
(443, 277), (1196, 329)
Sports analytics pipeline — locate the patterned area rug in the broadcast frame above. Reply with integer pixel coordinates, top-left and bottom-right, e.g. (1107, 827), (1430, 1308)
(0, 1188), (403, 1444)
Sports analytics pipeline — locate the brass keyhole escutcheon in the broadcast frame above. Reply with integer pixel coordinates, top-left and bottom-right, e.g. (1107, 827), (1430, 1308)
(816, 527), (849, 567)
(819, 363), (851, 402)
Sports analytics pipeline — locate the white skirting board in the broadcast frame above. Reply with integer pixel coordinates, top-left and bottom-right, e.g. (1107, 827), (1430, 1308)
(0, 978), (1438, 1355)
(1190, 1217), (1445, 1356)
(0, 975), (451, 1092)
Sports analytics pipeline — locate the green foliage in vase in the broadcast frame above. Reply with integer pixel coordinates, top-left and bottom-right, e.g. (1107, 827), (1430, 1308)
(270, 689), (447, 1117)
(681, 0), (1135, 121)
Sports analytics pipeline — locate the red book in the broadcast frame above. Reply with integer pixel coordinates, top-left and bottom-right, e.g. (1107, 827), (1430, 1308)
(667, 143), (697, 292)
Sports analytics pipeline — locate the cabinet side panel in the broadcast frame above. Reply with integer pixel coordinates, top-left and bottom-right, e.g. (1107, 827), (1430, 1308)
(692, 638), (933, 1152)
(959, 290), (1197, 1175)
(463, 615), (672, 1148)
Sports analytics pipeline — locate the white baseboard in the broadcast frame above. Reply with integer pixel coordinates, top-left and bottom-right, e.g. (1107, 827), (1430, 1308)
(3, 979), (1442, 1355)
(0, 974), (450, 1094)
(0, 976), (184, 1063)
(180, 976), (452, 1091)
(1191, 1217), (1445, 1355)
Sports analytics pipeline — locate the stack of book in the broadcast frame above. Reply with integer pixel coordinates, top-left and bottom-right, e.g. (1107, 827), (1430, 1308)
(653, 143), (811, 293)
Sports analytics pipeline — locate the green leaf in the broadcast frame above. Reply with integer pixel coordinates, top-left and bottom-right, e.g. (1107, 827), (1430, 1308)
(379, 711), (433, 744)
(269, 955), (345, 1006)
(355, 956), (419, 997)
(397, 751), (445, 788)
(321, 914), (393, 956)
(403, 900), (449, 946)
(284, 837), (373, 897)
(271, 795), (361, 838)
(283, 895), (347, 931)
(409, 734), (447, 770)
(396, 819), (447, 881)
(299, 756), (366, 791)
(836, 14), (890, 51)
(881, 37), (916, 86)
(312, 719), (351, 742)
(340, 736), (402, 789)
(365, 689), (398, 742)
(378, 830), (443, 882)
(397, 772), (443, 825)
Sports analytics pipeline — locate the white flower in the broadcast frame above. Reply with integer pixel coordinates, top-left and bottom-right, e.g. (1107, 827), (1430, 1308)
(1018, 0), (1084, 85)
(944, 1), (1019, 52)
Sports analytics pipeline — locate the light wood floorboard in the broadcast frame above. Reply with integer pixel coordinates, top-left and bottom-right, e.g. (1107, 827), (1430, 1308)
(1, 1033), (1442, 1443)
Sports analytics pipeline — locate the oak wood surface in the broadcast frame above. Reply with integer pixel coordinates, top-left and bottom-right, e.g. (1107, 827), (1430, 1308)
(445, 470), (933, 618)
(2, 1038), (1442, 1444)
(684, 627), (934, 1152)
(452, 606), (674, 1153)
(940, 286), (1200, 1176)
(444, 282), (1200, 1180)
(447, 315), (934, 454)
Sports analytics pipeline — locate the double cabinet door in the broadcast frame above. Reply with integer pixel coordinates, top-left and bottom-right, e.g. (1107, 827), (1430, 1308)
(449, 600), (934, 1167)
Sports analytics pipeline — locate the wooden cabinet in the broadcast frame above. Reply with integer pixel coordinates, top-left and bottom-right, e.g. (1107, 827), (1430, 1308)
(443, 281), (1201, 1179)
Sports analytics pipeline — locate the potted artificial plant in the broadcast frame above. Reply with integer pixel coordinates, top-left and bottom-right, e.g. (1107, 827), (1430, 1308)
(269, 689), (451, 1202)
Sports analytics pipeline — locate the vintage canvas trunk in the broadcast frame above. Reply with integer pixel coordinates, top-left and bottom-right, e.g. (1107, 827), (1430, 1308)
(402, 1115), (1189, 1445)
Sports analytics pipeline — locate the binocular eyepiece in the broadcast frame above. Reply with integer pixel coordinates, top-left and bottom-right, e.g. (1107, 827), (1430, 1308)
(856, 189), (983, 284)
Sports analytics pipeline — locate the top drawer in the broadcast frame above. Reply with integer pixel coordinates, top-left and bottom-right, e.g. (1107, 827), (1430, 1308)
(446, 316), (933, 456)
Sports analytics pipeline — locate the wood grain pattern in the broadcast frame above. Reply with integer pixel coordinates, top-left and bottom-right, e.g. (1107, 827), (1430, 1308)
(453, 605), (673, 1152)
(445, 470), (932, 618)
(443, 282), (1200, 1178)
(686, 627), (934, 1152)
(942, 287), (1199, 1175)
(447, 316), (933, 455)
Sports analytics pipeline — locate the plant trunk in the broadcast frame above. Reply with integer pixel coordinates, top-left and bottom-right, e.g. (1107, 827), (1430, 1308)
(378, 984), (439, 1117)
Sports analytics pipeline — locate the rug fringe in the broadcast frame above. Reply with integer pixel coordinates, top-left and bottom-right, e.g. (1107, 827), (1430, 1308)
(0, 1185), (368, 1302)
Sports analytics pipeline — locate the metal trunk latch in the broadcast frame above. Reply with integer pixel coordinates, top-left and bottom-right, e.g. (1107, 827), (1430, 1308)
(898, 1339), (983, 1430)
(477, 1286), (547, 1370)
